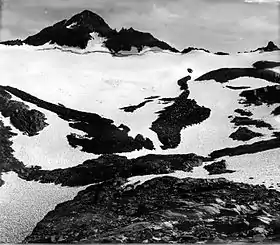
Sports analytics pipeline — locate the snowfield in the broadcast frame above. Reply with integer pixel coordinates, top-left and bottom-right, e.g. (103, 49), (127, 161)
(0, 172), (86, 243)
(0, 45), (279, 161)
(1, 44), (280, 242)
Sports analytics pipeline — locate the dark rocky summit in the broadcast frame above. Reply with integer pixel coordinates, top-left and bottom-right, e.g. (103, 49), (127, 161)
(120, 100), (153, 113)
(1, 10), (178, 54)
(181, 47), (210, 54)
(19, 153), (206, 187)
(0, 88), (48, 136)
(250, 41), (280, 53)
(204, 160), (235, 175)
(229, 127), (263, 141)
(1, 86), (154, 154)
(24, 176), (280, 243)
(151, 91), (210, 150)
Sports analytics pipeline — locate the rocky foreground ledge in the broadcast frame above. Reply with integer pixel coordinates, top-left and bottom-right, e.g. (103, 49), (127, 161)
(24, 176), (280, 243)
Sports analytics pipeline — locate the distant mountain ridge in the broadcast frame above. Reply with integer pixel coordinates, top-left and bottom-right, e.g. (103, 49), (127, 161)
(1, 10), (178, 54)
(0, 10), (279, 55)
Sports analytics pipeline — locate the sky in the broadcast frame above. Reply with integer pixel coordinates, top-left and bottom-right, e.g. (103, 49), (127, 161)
(0, 0), (279, 52)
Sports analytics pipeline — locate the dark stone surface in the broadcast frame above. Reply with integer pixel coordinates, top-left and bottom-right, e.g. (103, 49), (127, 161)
(226, 85), (251, 90)
(230, 116), (272, 130)
(0, 119), (25, 187)
(105, 27), (179, 54)
(252, 41), (280, 53)
(272, 106), (280, 116)
(120, 100), (153, 113)
(252, 60), (280, 69)
(215, 51), (229, 55)
(234, 109), (253, 117)
(229, 127), (263, 141)
(0, 88), (48, 136)
(240, 85), (280, 106)
(151, 91), (211, 150)
(0, 39), (23, 46)
(204, 160), (235, 175)
(19, 153), (206, 187)
(1, 86), (155, 154)
(24, 176), (280, 243)
(144, 96), (159, 100)
(210, 135), (280, 159)
(196, 67), (280, 84)
(177, 75), (191, 90)
(181, 47), (210, 54)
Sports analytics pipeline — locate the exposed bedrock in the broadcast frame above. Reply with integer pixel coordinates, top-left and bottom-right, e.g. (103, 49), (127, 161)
(0, 86), (154, 154)
(120, 99), (153, 113)
(196, 67), (280, 84)
(151, 91), (211, 150)
(210, 134), (280, 159)
(204, 160), (235, 175)
(240, 85), (280, 106)
(234, 109), (253, 117)
(24, 176), (280, 243)
(229, 127), (263, 142)
(230, 116), (273, 130)
(18, 153), (206, 187)
(0, 88), (48, 136)
(0, 119), (25, 187)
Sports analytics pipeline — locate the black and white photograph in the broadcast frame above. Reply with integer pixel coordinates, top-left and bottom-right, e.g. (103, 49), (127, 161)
(0, 0), (280, 243)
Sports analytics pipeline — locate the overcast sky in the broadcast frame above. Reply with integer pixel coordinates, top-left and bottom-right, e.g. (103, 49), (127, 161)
(1, 0), (279, 52)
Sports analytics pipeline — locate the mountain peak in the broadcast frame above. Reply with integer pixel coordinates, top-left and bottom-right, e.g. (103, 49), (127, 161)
(264, 41), (279, 51)
(64, 10), (113, 36)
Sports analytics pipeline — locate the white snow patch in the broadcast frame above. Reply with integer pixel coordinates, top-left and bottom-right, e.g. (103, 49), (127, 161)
(66, 22), (77, 29)
(0, 172), (86, 243)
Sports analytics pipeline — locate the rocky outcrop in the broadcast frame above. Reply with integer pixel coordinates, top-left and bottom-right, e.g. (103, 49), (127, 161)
(0, 88), (48, 136)
(196, 67), (280, 84)
(181, 47), (210, 54)
(24, 176), (280, 243)
(252, 60), (280, 70)
(210, 135), (280, 159)
(230, 116), (272, 130)
(204, 160), (235, 175)
(105, 27), (178, 54)
(120, 100), (153, 113)
(0, 39), (23, 46)
(251, 41), (280, 53)
(0, 120), (25, 186)
(19, 153), (206, 187)
(234, 109), (253, 117)
(230, 127), (263, 141)
(1, 85), (155, 154)
(240, 85), (280, 106)
(151, 91), (211, 149)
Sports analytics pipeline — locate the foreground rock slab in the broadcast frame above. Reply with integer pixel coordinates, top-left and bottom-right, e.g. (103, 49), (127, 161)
(24, 177), (280, 243)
